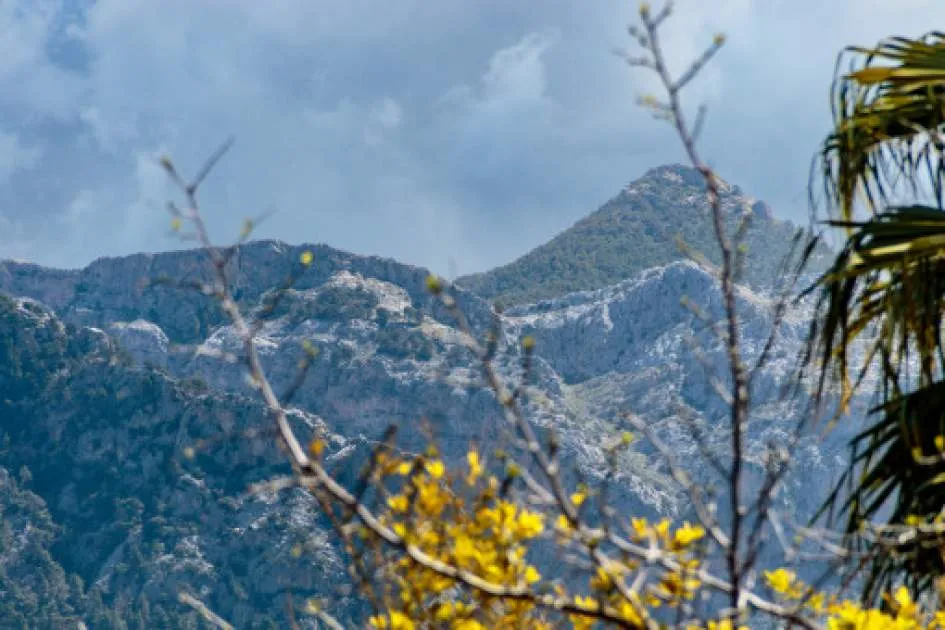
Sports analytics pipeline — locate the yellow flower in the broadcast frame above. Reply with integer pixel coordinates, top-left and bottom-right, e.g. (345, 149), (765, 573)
(672, 522), (705, 548)
(387, 494), (409, 513)
(523, 565), (541, 584)
(415, 478), (447, 516)
(434, 601), (476, 621)
(418, 526), (441, 549)
(655, 571), (700, 600)
(308, 438), (326, 457)
(616, 600), (645, 626)
(571, 489), (587, 507)
(369, 611), (415, 629)
(590, 561), (628, 592)
(890, 586), (917, 619)
(652, 518), (671, 541)
(807, 591), (826, 613)
(425, 459), (445, 479)
(569, 595), (599, 630)
(824, 601), (901, 630)
(299, 250), (314, 266)
(556, 514), (573, 533)
(452, 534), (478, 568)
(515, 509), (545, 539)
(764, 568), (796, 595)
(466, 450), (482, 483)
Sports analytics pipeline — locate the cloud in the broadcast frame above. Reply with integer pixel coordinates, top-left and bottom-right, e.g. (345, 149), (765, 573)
(0, 130), (42, 180)
(481, 31), (556, 109)
(2, 0), (945, 274)
(370, 98), (403, 131)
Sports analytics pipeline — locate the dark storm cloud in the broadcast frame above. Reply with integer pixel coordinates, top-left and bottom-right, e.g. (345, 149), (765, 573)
(1, 0), (943, 273)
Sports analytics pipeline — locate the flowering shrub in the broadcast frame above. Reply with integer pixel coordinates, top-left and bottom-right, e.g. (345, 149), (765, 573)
(763, 567), (945, 630)
(302, 438), (945, 629)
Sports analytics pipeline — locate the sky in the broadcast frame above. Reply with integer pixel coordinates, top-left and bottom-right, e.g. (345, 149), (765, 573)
(2, 0), (944, 275)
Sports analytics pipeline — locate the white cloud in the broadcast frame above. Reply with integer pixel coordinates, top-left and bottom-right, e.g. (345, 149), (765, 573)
(0, 0), (84, 120)
(364, 97), (403, 146)
(4, 0), (945, 274)
(0, 130), (42, 180)
(481, 31), (556, 109)
(78, 107), (139, 154)
(370, 98), (403, 131)
(0, 2), (53, 79)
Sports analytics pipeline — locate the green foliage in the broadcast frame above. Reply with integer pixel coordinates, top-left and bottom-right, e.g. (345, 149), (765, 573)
(0, 468), (82, 628)
(374, 324), (436, 361)
(0, 291), (349, 628)
(808, 30), (945, 602)
(458, 165), (831, 306)
(261, 283), (380, 324)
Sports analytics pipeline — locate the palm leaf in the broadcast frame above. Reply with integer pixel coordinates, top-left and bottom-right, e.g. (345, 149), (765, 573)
(816, 32), (945, 226)
(837, 382), (945, 601)
(805, 203), (945, 601)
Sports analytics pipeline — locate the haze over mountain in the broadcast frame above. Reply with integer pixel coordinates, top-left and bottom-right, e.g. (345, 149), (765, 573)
(0, 166), (856, 627)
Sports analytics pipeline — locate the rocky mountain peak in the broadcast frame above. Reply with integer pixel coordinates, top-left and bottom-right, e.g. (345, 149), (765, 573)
(456, 164), (831, 306)
(630, 163), (717, 190)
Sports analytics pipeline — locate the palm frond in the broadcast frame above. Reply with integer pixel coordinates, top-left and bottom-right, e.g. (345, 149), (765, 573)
(839, 381), (945, 601)
(812, 206), (945, 398)
(806, 205), (945, 600)
(818, 32), (945, 226)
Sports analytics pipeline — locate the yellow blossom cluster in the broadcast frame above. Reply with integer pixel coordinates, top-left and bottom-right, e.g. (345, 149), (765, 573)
(764, 567), (945, 629)
(365, 448), (551, 628)
(564, 515), (707, 627)
(308, 438), (945, 628)
(346, 446), (725, 628)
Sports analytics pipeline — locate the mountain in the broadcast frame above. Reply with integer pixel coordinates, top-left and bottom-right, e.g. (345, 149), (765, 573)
(0, 177), (857, 627)
(0, 292), (358, 628)
(456, 164), (833, 306)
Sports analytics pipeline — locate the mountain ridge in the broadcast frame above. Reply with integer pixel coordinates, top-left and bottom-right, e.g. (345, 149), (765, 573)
(0, 292), (362, 627)
(0, 167), (855, 628)
(456, 163), (831, 306)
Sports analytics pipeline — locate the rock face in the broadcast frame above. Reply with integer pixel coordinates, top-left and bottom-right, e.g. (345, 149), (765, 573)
(107, 320), (170, 368)
(0, 234), (862, 627)
(0, 240), (491, 346)
(0, 169), (862, 627)
(0, 292), (360, 628)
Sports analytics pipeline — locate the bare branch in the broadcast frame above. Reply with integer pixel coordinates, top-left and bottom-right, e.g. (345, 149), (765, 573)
(632, 1), (750, 613)
(177, 592), (234, 630)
